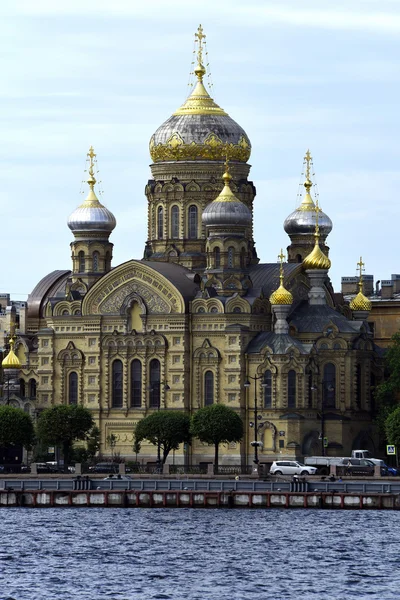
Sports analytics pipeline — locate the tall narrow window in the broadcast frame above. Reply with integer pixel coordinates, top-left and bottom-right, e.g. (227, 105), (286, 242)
(307, 370), (313, 408)
(130, 359), (142, 408)
(214, 247), (220, 268)
(240, 248), (246, 268)
(92, 251), (99, 272)
(204, 371), (214, 405)
(20, 379), (26, 398)
(356, 364), (362, 407)
(288, 370), (296, 408)
(157, 206), (164, 239)
(29, 379), (37, 398)
(263, 370), (272, 408)
(78, 251), (85, 272)
(150, 359), (160, 408)
(323, 363), (336, 408)
(228, 247), (235, 268)
(112, 360), (123, 408)
(171, 205), (179, 239)
(69, 372), (78, 405)
(370, 372), (376, 413)
(188, 205), (198, 239)
(105, 251), (111, 271)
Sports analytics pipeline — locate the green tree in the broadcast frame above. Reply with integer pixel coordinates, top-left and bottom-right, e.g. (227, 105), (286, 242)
(133, 438), (141, 465)
(36, 405), (94, 472)
(375, 332), (400, 438)
(0, 405), (35, 450)
(190, 404), (243, 473)
(106, 433), (117, 461)
(134, 411), (191, 466)
(385, 406), (400, 448)
(86, 425), (100, 460)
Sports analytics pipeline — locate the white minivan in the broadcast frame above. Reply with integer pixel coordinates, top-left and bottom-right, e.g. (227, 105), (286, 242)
(270, 461), (317, 476)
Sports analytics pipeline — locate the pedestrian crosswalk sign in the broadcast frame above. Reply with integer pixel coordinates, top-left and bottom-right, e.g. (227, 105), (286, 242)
(387, 445), (396, 455)
(323, 437), (328, 448)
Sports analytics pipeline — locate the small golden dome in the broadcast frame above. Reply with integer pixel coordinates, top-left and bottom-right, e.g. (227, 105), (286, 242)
(269, 249), (293, 305)
(303, 241), (331, 270)
(2, 338), (21, 370)
(270, 284), (293, 306)
(350, 291), (372, 312)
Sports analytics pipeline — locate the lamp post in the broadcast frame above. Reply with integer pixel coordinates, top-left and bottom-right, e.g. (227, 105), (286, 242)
(311, 381), (335, 456)
(244, 375), (268, 465)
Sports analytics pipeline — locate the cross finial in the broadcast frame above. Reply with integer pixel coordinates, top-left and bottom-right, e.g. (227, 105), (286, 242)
(278, 248), (285, 281)
(304, 149), (312, 179)
(357, 256), (365, 280)
(86, 146), (97, 188)
(314, 199), (321, 237)
(195, 24), (206, 65)
(222, 156), (232, 186)
(278, 249), (285, 264)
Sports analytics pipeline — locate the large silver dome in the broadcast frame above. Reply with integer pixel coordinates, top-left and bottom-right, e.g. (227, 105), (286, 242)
(284, 207), (332, 236)
(68, 190), (116, 234)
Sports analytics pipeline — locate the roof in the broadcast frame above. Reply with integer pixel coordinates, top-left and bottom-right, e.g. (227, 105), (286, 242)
(249, 263), (301, 298)
(140, 260), (200, 305)
(289, 301), (362, 334)
(246, 332), (309, 355)
(27, 270), (71, 319)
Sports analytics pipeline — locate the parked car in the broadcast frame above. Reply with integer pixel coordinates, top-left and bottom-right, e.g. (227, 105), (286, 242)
(35, 463), (58, 474)
(341, 458), (378, 476)
(270, 461), (317, 476)
(102, 475), (133, 480)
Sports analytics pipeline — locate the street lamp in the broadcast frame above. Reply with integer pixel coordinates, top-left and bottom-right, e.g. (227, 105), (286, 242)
(311, 381), (335, 456)
(244, 375), (268, 465)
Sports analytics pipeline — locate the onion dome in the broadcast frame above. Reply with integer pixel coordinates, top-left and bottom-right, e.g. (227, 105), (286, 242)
(284, 150), (332, 237)
(350, 257), (372, 311)
(269, 250), (293, 305)
(202, 165), (252, 227)
(303, 203), (331, 270)
(2, 337), (21, 370)
(149, 26), (251, 164)
(68, 147), (116, 234)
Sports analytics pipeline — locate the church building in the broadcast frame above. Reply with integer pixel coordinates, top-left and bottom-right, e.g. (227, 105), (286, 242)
(1, 27), (383, 467)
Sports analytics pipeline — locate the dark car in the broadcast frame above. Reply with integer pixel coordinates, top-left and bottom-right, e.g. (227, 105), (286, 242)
(341, 458), (376, 476)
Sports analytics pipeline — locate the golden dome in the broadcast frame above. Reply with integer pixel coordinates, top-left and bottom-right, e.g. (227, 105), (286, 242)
(269, 250), (293, 305)
(350, 291), (372, 312)
(302, 201), (331, 271)
(350, 257), (371, 311)
(2, 338), (21, 370)
(149, 26), (251, 164)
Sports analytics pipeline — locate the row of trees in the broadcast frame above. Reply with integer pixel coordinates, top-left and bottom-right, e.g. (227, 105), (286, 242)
(376, 332), (400, 449)
(0, 403), (244, 471)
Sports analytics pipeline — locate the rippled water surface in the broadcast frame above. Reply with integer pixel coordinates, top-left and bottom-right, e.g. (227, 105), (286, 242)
(0, 508), (399, 599)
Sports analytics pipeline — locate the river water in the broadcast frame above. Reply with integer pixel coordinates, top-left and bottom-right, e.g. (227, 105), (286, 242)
(0, 508), (398, 600)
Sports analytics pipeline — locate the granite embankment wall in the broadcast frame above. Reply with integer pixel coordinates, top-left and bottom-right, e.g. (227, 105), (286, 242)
(1, 490), (400, 509)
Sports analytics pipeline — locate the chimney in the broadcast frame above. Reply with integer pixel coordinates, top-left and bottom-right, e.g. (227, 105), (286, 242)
(381, 280), (394, 299)
(341, 277), (358, 295)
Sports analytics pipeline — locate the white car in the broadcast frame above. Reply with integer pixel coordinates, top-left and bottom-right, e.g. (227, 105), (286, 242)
(270, 461), (317, 476)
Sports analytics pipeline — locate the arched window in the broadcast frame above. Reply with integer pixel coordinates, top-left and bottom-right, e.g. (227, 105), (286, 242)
(157, 206), (164, 239)
(130, 360), (142, 408)
(263, 370), (272, 408)
(149, 358), (160, 408)
(29, 378), (37, 398)
(204, 371), (214, 405)
(296, 254), (302, 263)
(92, 251), (99, 272)
(228, 247), (235, 268)
(20, 379), (26, 398)
(356, 364), (362, 407)
(240, 248), (246, 269)
(188, 205), (198, 239)
(171, 205), (179, 239)
(105, 251), (111, 271)
(288, 370), (296, 408)
(78, 251), (85, 273)
(112, 360), (123, 408)
(69, 372), (78, 405)
(214, 247), (221, 268)
(323, 363), (336, 408)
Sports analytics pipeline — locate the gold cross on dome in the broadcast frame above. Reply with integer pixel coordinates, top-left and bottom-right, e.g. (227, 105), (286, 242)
(195, 24), (206, 64)
(87, 146), (96, 161)
(304, 149), (312, 179)
(357, 256), (365, 279)
(278, 249), (285, 265)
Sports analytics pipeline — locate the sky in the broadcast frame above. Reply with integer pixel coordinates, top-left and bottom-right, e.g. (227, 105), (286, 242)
(1, 0), (399, 298)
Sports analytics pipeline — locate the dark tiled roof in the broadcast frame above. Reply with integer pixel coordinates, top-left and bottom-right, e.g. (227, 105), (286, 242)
(140, 260), (200, 304)
(27, 270), (71, 319)
(246, 332), (308, 354)
(249, 263), (301, 297)
(289, 301), (361, 333)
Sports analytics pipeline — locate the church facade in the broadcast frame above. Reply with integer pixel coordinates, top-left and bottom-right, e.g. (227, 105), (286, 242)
(2, 27), (383, 467)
